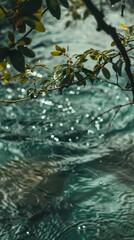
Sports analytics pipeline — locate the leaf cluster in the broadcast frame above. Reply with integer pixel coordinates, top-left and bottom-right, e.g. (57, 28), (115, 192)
(0, 0), (133, 103)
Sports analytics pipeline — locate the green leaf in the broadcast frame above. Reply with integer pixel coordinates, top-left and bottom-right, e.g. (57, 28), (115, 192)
(83, 9), (91, 20)
(112, 59), (123, 76)
(10, 0), (18, 8)
(17, 46), (35, 58)
(102, 67), (111, 79)
(72, 11), (81, 20)
(0, 61), (7, 71)
(75, 72), (83, 81)
(51, 51), (62, 56)
(82, 68), (93, 76)
(46, 0), (61, 20)
(9, 50), (25, 73)
(18, 37), (32, 45)
(65, 20), (71, 28)
(20, 76), (29, 84)
(20, 0), (42, 16)
(59, 0), (69, 8)
(82, 68), (94, 84)
(55, 45), (62, 51)
(75, 72), (86, 86)
(8, 31), (15, 43)
(111, 41), (116, 46)
(0, 8), (6, 20)
(24, 17), (45, 32)
(55, 45), (66, 53)
(0, 47), (9, 62)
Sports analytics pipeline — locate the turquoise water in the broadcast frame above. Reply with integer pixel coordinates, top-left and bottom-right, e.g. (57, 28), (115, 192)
(0, 5), (134, 240)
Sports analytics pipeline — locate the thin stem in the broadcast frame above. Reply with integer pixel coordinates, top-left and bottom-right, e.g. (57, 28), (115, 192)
(0, 97), (30, 103)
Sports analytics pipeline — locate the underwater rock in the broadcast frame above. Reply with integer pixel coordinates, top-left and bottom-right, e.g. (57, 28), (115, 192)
(0, 160), (67, 221)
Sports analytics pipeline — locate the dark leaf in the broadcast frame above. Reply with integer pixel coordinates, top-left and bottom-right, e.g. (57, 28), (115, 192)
(75, 72), (84, 81)
(17, 46), (35, 58)
(72, 11), (81, 20)
(10, 0), (18, 8)
(82, 68), (94, 84)
(75, 72), (86, 86)
(46, 0), (61, 20)
(0, 8), (6, 20)
(0, 47), (9, 62)
(102, 67), (111, 79)
(65, 20), (71, 28)
(113, 59), (123, 76)
(8, 31), (15, 43)
(82, 68), (93, 76)
(83, 9), (91, 20)
(59, 0), (69, 8)
(109, 0), (121, 4)
(20, 0), (42, 16)
(9, 50), (25, 73)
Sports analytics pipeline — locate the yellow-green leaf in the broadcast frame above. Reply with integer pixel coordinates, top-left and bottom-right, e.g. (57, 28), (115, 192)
(51, 51), (62, 56)
(55, 45), (62, 51)
(0, 8), (6, 20)
(18, 37), (32, 45)
(24, 17), (45, 32)
(20, 76), (29, 84)
(0, 62), (6, 71)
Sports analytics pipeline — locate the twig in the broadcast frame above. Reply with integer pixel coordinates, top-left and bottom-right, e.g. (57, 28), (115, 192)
(83, 101), (133, 137)
(88, 102), (133, 125)
(104, 106), (121, 140)
(0, 97), (30, 103)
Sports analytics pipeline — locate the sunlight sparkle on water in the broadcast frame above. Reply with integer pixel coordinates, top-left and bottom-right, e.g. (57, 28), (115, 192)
(116, 95), (120, 99)
(58, 105), (63, 108)
(41, 115), (46, 119)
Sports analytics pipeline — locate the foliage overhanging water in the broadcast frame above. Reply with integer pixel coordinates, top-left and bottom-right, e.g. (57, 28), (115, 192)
(0, 5), (134, 240)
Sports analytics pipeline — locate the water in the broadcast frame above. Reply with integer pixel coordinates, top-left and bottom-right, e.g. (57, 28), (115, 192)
(0, 5), (134, 240)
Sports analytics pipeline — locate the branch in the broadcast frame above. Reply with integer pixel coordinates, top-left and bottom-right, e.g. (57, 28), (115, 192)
(87, 101), (133, 126)
(0, 97), (30, 103)
(82, 0), (134, 100)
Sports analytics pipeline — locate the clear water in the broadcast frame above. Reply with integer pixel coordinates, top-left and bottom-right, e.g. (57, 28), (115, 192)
(0, 5), (134, 240)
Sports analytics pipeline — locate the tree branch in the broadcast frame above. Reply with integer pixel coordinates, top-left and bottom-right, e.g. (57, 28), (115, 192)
(87, 101), (133, 126)
(82, 0), (134, 101)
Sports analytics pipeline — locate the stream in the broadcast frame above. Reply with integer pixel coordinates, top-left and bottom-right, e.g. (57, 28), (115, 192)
(0, 3), (134, 240)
